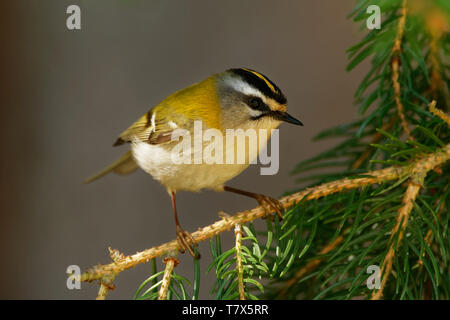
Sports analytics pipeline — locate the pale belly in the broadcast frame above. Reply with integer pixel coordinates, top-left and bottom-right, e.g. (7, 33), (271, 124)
(131, 118), (279, 192)
(131, 141), (251, 192)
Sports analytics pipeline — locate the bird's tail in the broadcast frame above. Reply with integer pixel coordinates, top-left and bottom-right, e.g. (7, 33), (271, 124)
(84, 150), (138, 184)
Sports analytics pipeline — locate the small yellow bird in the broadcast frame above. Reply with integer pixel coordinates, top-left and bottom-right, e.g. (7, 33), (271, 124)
(86, 68), (303, 257)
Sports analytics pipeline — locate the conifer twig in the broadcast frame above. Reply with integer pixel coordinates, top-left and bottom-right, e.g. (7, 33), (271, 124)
(96, 274), (115, 300)
(370, 102), (450, 299)
(283, 117), (396, 297)
(79, 167), (399, 284)
(392, 0), (414, 140)
(96, 283), (111, 300)
(95, 248), (119, 300)
(158, 257), (178, 300)
(77, 142), (450, 296)
(371, 179), (422, 300)
(429, 100), (450, 126)
(96, 284), (110, 300)
(234, 224), (245, 300)
(418, 101), (448, 267)
(109, 247), (126, 262)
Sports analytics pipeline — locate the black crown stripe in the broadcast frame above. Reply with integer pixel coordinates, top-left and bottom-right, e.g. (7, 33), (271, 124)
(229, 68), (287, 105)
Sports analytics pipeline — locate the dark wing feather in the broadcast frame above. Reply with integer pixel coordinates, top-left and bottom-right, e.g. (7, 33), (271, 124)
(113, 110), (175, 146)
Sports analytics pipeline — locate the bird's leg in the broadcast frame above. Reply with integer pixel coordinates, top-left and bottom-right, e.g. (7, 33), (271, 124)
(223, 186), (284, 220)
(171, 192), (200, 259)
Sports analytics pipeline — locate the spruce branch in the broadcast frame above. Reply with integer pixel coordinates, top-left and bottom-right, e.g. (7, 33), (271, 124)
(79, 166), (399, 284)
(96, 273), (115, 300)
(371, 177), (423, 299)
(429, 101), (450, 126)
(96, 283), (110, 300)
(392, 0), (414, 140)
(109, 247), (126, 262)
(234, 224), (246, 300)
(95, 247), (120, 299)
(275, 100), (450, 298)
(77, 138), (450, 297)
(75, 1), (450, 299)
(370, 102), (447, 299)
(158, 257), (178, 300)
(278, 111), (384, 298)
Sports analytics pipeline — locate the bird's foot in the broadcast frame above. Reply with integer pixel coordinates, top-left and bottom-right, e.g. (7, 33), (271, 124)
(254, 194), (284, 221)
(176, 226), (200, 259)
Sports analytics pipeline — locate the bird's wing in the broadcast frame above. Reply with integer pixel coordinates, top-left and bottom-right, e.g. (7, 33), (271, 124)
(113, 76), (221, 146)
(113, 108), (177, 146)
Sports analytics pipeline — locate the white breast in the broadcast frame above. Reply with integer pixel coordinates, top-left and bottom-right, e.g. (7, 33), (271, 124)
(131, 117), (280, 192)
(131, 141), (250, 192)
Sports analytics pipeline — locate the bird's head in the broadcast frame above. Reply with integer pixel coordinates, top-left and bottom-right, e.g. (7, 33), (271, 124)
(216, 68), (303, 129)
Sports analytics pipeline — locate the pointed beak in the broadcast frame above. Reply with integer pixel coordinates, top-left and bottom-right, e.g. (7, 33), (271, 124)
(272, 111), (304, 126)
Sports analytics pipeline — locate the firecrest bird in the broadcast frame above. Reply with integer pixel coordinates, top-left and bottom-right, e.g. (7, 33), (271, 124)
(85, 68), (303, 258)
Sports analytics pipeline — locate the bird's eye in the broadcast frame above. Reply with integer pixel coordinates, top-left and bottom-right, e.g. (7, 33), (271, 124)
(249, 97), (263, 110)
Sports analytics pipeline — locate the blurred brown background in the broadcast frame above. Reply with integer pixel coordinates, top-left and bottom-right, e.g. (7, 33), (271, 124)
(0, 0), (368, 299)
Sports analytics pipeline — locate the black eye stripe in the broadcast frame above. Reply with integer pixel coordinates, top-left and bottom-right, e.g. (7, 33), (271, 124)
(250, 113), (266, 120)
